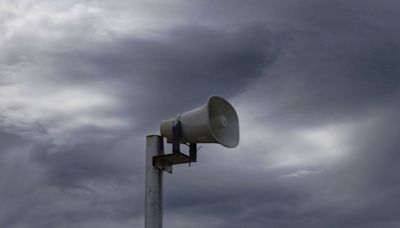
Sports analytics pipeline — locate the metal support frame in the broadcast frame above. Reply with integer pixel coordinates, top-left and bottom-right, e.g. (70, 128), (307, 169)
(145, 122), (198, 228)
(153, 120), (197, 173)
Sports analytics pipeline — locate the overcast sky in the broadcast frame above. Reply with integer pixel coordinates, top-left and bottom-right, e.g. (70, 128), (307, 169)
(1, 0), (400, 227)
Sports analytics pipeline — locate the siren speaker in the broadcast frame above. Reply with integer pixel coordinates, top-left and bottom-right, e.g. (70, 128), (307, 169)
(160, 96), (239, 148)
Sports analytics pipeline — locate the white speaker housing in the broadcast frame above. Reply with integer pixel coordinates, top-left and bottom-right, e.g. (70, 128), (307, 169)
(160, 96), (239, 148)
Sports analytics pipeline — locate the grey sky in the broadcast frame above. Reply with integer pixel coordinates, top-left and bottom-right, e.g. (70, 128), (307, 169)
(1, 0), (399, 227)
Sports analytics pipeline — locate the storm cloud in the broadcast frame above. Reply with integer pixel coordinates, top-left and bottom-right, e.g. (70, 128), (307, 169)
(1, 0), (400, 227)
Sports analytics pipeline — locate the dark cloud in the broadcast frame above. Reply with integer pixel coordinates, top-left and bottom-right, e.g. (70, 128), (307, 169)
(0, 131), (29, 153)
(1, 0), (400, 228)
(41, 24), (282, 132)
(162, 109), (400, 228)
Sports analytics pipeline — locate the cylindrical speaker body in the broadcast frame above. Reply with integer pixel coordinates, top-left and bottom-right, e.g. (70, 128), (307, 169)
(160, 96), (239, 148)
(160, 103), (216, 144)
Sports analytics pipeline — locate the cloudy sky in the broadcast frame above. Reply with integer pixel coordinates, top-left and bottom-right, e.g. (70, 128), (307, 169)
(1, 0), (400, 227)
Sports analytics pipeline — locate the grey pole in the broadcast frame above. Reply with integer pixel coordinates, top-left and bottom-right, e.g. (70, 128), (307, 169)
(145, 135), (163, 228)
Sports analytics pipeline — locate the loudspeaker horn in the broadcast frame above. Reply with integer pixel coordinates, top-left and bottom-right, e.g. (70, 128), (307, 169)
(160, 96), (239, 148)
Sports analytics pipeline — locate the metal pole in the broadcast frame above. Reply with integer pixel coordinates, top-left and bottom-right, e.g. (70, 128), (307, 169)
(145, 135), (163, 228)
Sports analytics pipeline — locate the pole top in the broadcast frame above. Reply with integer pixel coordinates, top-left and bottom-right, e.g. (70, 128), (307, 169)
(146, 135), (162, 139)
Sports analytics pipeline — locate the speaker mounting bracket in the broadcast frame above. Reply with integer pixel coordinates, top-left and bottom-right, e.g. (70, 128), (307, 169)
(153, 120), (197, 173)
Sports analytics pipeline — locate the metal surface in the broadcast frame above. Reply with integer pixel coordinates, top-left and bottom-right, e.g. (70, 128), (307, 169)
(159, 96), (239, 148)
(189, 143), (197, 161)
(153, 121), (197, 173)
(145, 135), (163, 228)
(154, 150), (196, 173)
(172, 120), (181, 154)
(146, 96), (239, 228)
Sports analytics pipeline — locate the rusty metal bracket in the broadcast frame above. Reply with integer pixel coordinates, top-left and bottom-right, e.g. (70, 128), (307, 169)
(153, 120), (197, 173)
